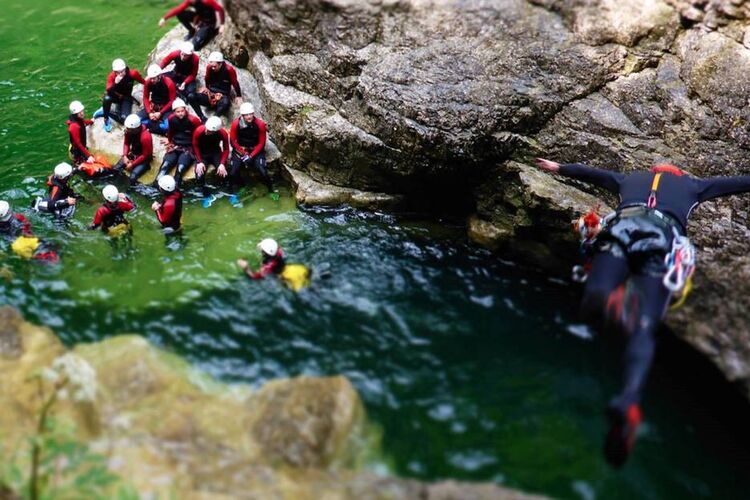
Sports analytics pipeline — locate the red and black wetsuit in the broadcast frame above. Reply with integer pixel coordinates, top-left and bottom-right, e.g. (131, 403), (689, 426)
(163, 0), (225, 50)
(229, 115), (272, 191)
(103, 67), (145, 123)
(67, 115), (93, 165)
(90, 198), (135, 232)
(115, 126), (153, 184)
(0, 213), (33, 241)
(248, 249), (286, 279)
(42, 175), (79, 216)
(558, 162), (750, 461)
(160, 50), (200, 92)
(155, 191), (183, 231)
(159, 112), (202, 184)
(189, 62), (241, 121)
(192, 125), (229, 193)
(143, 76), (177, 115)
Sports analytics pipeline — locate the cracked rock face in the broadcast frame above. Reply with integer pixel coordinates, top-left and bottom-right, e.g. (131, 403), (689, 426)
(224, 0), (750, 399)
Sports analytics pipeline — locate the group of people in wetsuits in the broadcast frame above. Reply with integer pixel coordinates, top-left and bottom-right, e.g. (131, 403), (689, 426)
(1, 0), (283, 278)
(535, 158), (750, 466)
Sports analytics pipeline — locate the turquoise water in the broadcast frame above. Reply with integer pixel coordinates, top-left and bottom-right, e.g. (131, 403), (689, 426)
(1, 1), (750, 498)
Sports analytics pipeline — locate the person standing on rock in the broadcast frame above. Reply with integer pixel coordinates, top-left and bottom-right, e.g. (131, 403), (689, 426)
(158, 98), (201, 186)
(139, 65), (177, 136)
(160, 41), (200, 102)
(152, 175), (183, 233)
(189, 51), (242, 123)
(158, 0), (225, 50)
(94, 58), (145, 132)
(535, 157), (750, 467)
(192, 116), (229, 206)
(115, 115), (154, 186)
(66, 101), (95, 166)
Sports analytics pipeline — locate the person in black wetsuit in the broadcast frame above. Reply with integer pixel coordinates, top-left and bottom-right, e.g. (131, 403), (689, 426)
(0, 201), (33, 241)
(536, 158), (750, 467)
(158, 0), (225, 50)
(35, 163), (79, 219)
(157, 98), (201, 186)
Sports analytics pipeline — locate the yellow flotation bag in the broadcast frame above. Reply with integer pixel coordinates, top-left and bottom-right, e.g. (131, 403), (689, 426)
(280, 264), (311, 291)
(11, 236), (40, 259)
(107, 223), (131, 238)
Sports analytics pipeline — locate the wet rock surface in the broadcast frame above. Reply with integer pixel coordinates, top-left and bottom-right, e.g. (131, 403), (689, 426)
(220, 0), (750, 398)
(0, 310), (543, 499)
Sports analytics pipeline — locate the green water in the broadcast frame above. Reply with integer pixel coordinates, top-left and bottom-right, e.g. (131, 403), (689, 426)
(2, 1), (750, 498)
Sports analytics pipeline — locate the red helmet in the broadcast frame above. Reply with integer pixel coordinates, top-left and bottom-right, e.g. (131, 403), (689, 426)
(650, 164), (684, 176)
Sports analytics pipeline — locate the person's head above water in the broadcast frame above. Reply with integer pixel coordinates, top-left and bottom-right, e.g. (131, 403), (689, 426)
(0, 201), (12, 223)
(650, 164), (685, 176)
(158, 175), (176, 194)
(102, 185), (119, 204)
(258, 238), (278, 257)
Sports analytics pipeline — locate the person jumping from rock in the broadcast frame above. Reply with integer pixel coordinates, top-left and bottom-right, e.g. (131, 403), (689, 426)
(192, 116), (229, 206)
(94, 58), (145, 132)
(158, 98), (201, 186)
(189, 51), (242, 123)
(158, 0), (225, 50)
(535, 157), (750, 467)
(66, 101), (95, 166)
(114, 115), (154, 186)
(159, 41), (200, 102)
(229, 102), (276, 204)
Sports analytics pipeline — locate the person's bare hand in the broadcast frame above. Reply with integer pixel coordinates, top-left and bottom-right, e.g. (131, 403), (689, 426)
(67, 197), (77, 205)
(196, 163), (205, 176)
(217, 165), (227, 177)
(535, 158), (560, 173)
(151, 202), (161, 211)
(236, 259), (248, 271)
(87, 155), (95, 163)
(158, 18), (166, 28)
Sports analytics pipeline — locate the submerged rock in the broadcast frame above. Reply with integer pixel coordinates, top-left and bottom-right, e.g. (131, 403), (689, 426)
(0, 310), (543, 499)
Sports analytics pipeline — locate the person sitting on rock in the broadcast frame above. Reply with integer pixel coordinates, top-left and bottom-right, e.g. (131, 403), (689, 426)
(158, 0), (225, 50)
(114, 115), (154, 186)
(94, 58), (145, 133)
(229, 102), (275, 202)
(189, 51), (242, 123)
(138, 65), (177, 136)
(192, 116), (229, 205)
(66, 101), (95, 166)
(535, 157), (750, 468)
(35, 163), (79, 218)
(89, 185), (135, 234)
(151, 175), (183, 234)
(158, 98), (202, 186)
(160, 41), (200, 102)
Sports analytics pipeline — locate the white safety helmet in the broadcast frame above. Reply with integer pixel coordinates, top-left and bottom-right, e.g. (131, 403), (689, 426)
(0, 201), (11, 223)
(158, 175), (176, 193)
(112, 58), (127, 72)
(172, 98), (187, 110)
(69, 100), (84, 114)
(258, 238), (279, 256)
(147, 64), (162, 79)
(205, 116), (222, 132)
(239, 102), (255, 115)
(102, 185), (119, 203)
(124, 114), (141, 129)
(54, 162), (74, 179)
(180, 41), (194, 55)
(208, 51), (224, 63)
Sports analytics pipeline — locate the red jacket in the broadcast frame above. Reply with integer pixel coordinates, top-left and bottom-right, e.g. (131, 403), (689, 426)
(67, 118), (93, 157)
(156, 191), (183, 230)
(92, 199), (135, 228)
(163, 0), (225, 24)
(143, 76), (177, 114)
(230, 116), (266, 158)
(249, 250), (285, 279)
(123, 126), (154, 166)
(105, 69), (145, 96)
(192, 125), (229, 165)
(160, 51), (200, 86)
(205, 63), (242, 97)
